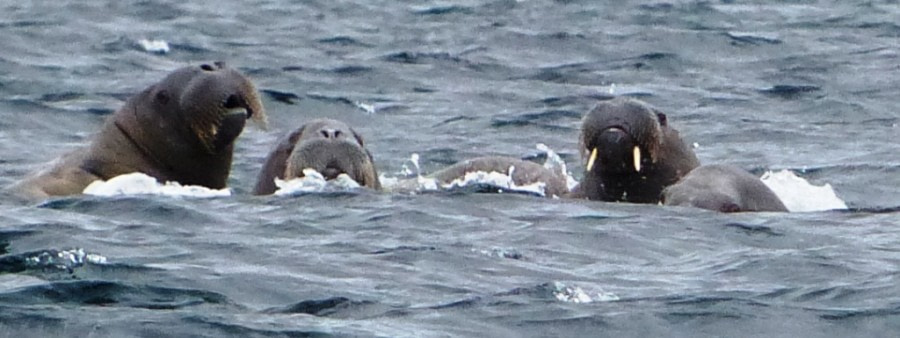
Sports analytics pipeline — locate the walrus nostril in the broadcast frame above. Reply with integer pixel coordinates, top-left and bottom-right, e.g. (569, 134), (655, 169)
(599, 128), (627, 144)
(224, 94), (241, 109)
(320, 128), (341, 139)
(200, 64), (215, 71)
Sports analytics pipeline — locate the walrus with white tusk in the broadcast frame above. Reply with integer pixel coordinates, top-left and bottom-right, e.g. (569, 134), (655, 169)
(6, 62), (266, 200)
(567, 97), (699, 203)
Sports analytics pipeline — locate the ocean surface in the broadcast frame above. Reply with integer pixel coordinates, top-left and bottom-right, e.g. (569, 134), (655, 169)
(1, 1), (899, 337)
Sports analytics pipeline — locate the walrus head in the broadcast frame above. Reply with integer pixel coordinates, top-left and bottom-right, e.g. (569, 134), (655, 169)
(571, 97), (698, 203)
(252, 118), (380, 195)
(579, 97), (663, 177)
(285, 119), (380, 188)
(106, 62), (267, 188)
(117, 62), (266, 156)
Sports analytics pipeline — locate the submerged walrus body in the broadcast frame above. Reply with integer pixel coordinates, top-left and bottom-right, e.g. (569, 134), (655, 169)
(662, 164), (788, 212)
(252, 118), (380, 195)
(7, 62), (266, 200)
(427, 156), (569, 198)
(568, 97), (699, 203)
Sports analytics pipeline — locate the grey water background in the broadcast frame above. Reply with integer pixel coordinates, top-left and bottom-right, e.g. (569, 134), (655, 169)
(1, 0), (899, 337)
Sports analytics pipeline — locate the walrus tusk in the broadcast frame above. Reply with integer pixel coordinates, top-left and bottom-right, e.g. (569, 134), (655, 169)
(633, 146), (641, 172)
(225, 107), (249, 118)
(586, 147), (598, 172)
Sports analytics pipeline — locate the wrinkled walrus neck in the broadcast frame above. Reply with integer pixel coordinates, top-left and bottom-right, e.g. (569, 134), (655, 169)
(106, 95), (233, 188)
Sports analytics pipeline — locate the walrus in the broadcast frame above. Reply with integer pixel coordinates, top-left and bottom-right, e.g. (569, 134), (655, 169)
(428, 156), (569, 198)
(662, 164), (788, 212)
(252, 118), (380, 195)
(6, 62), (266, 200)
(567, 97), (699, 203)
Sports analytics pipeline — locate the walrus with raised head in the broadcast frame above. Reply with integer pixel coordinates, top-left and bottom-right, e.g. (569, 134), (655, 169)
(662, 164), (788, 212)
(568, 97), (699, 203)
(7, 62), (266, 199)
(252, 118), (380, 195)
(426, 157), (570, 198)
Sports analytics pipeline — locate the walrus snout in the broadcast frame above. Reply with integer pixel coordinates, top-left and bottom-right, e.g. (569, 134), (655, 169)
(588, 128), (642, 174)
(580, 98), (663, 165)
(286, 140), (371, 181)
(211, 112), (248, 154)
(285, 119), (380, 188)
(321, 163), (343, 180)
(252, 118), (382, 195)
(223, 94), (252, 119)
(187, 61), (267, 125)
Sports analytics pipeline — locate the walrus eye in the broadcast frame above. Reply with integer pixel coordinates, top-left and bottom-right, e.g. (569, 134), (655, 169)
(656, 112), (668, 126)
(155, 90), (170, 104)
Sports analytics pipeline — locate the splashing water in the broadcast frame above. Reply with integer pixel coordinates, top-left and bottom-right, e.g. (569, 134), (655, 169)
(355, 101), (376, 114)
(760, 170), (848, 212)
(273, 169), (362, 196)
(551, 282), (619, 304)
(536, 143), (579, 191)
(137, 39), (170, 54)
(83, 173), (231, 197)
(382, 145), (573, 197)
(440, 165), (548, 196)
(24, 248), (108, 272)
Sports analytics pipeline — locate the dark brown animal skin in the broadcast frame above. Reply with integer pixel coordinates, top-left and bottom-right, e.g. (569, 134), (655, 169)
(429, 156), (569, 198)
(7, 62), (266, 200)
(252, 118), (380, 195)
(568, 97), (699, 203)
(662, 164), (788, 212)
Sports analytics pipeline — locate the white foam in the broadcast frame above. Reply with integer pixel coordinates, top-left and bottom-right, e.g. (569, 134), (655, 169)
(137, 39), (170, 54)
(473, 247), (522, 260)
(760, 170), (848, 212)
(551, 282), (619, 304)
(382, 145), (576, 197)
(441, 166), (548, 196)
(24, 248), (108, 271)
(536, 143), (579, 191)
(354, 101), (376, 114)
(273, 168), (361, 196)
(380, 153), (439, 193)
(83, 172), (231, 197)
